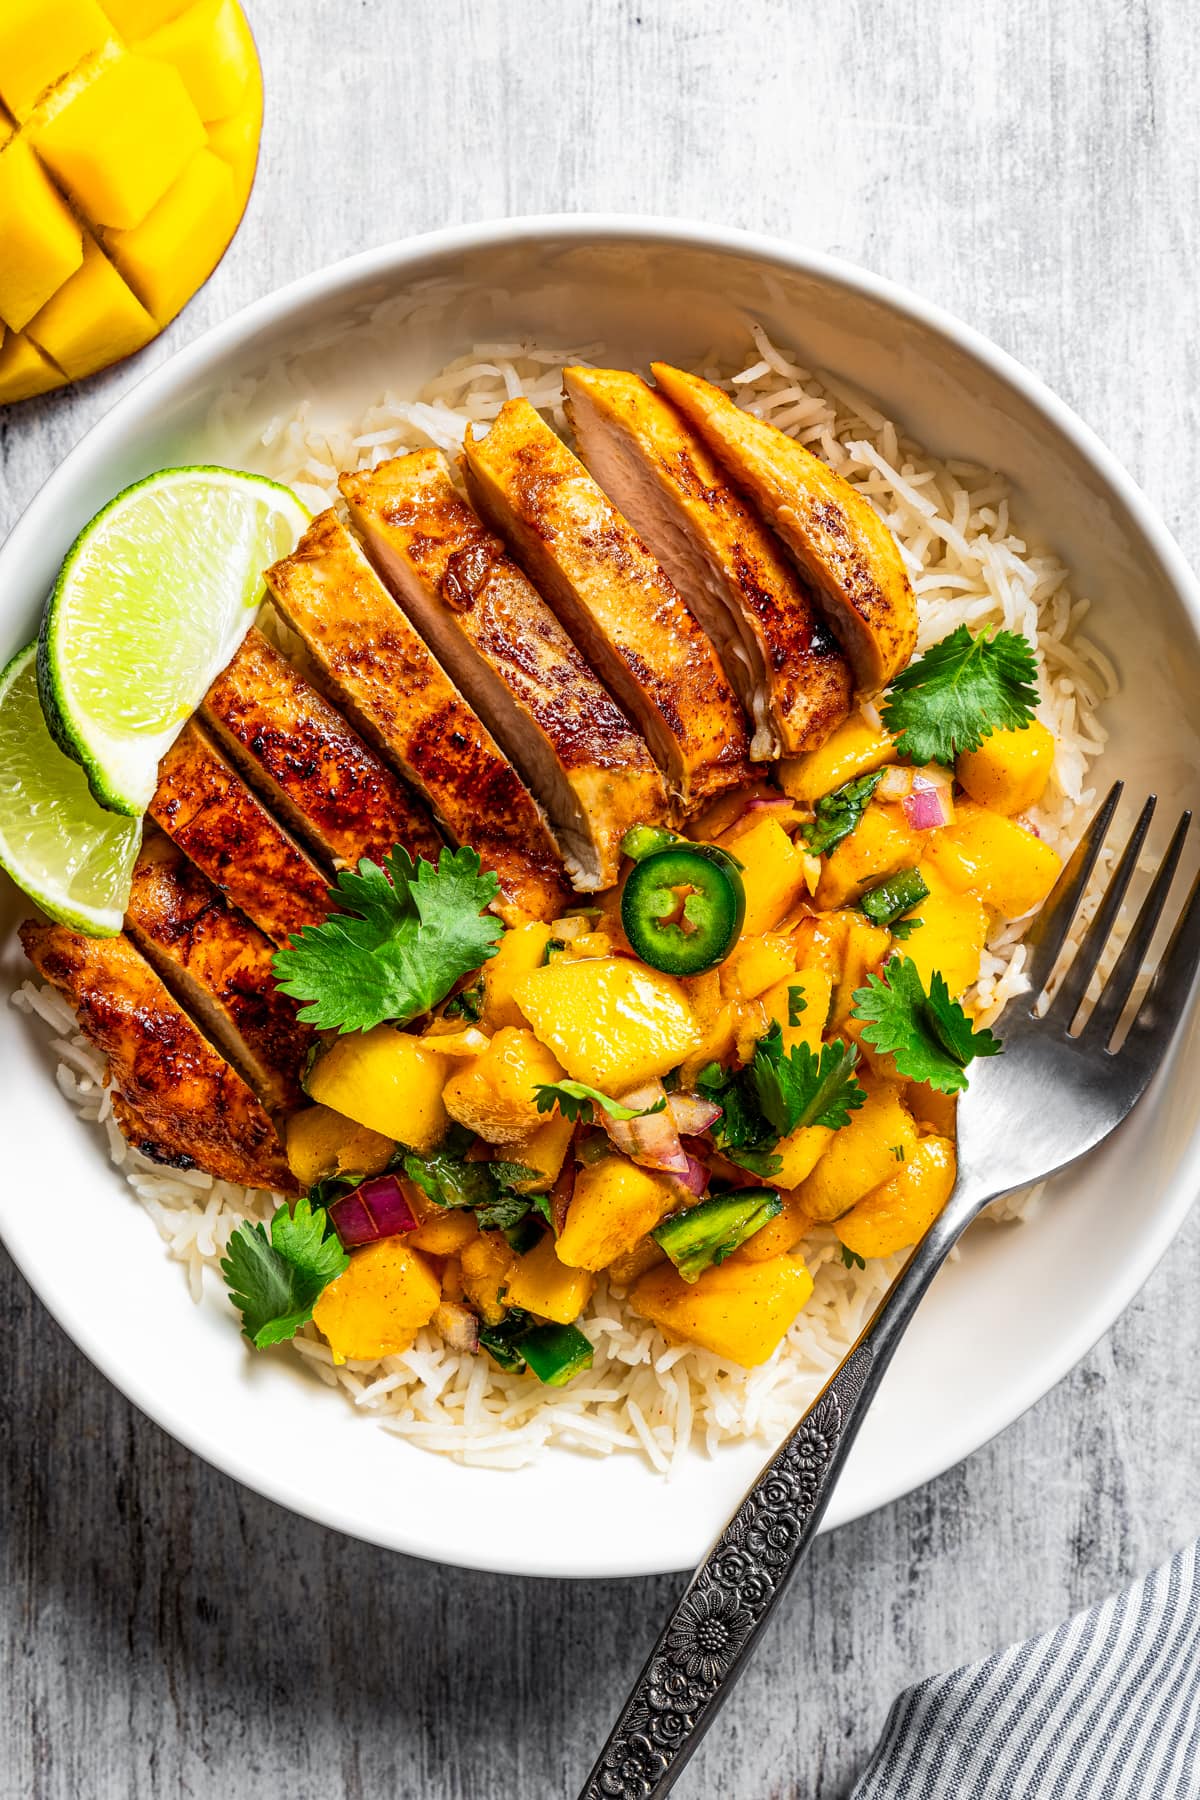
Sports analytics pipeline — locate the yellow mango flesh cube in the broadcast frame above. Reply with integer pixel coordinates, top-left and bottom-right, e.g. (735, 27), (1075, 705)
(34, 54), (205, 228)
(515, 957), (699, 1090)
(24, 235), (154, 376)
(779, 713), (895, 803)
(719, 933), (797, 1004)
(0, 327), (62, 401)
(816, 801), (918, 910)
(283, 1103), (394, 1191)
(796, 1078), (919, 1221)
(836, 1134), (956, 1260)
(556, 1157), (679, 1272)
(441, 1026), (564, 1147)
(0, 0), (113, 121)
(204, 56), (260, 198)
(505, 1233), (595, 1324)
(510, 1110), (575, 1191)
(956, 720), (1055, 816)
(312, 1240), (441, 1364)
(632, 1255), (814, 1367)
(719, 814), (811, 936)
(903, 864), (989, 999)
(0, 139), (83, 330)
(100, 0), (192, 37)
(305, 1025), (447, 1152)
(926, 802), (1062, 920)
(481, 921), (552, 1030)
(105, 146), (234, 324)
(734, 1188), (814, 1262)
(408, 1208), (478, 1257)
(827, 912), (892, 1028)
(138, 0), (251, 119)
(772, 1122), (834, 1190)
(460, 1232), (515, 1325)
(761, 967), (833, 1053)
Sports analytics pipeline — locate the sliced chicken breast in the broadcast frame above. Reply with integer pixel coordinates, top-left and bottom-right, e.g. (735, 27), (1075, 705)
(125, 831), (313, 1112)
(201, 626), (443, 872)
(460, 398), (752, 811)
(20, 919), (296, 1193)
(340, 452), (669, 891)
(650, 364), (918, 696)
(264, 510), (570, 924)
(564, 366), (853, 759)
(149, 721), (330, 947)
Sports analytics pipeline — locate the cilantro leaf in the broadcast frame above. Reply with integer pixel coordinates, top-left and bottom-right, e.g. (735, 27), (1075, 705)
(533, 1080), (667, 1124)
(444, 979), (485, 1022)
(840, 1244), (867, 1271)
(272, 845), (502, 1033)
(802, 769), (886, 857)
(881, 625), (1039, 765)
(850, 957), (1003, 1093)
(695, 1062), (765, 1153)
(889, 917), (924, 941)
(403, 1132), (539, 1231)
(221, 1198), (348, 1349)
(749, 1026), (867, 1137)
(787, 985), (807, 1028)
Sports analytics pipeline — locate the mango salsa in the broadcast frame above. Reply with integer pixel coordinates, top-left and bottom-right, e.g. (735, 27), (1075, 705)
(0, 0), (261, 401)
(779, 713), (896, 803)
(284, 1104), (394, 1191)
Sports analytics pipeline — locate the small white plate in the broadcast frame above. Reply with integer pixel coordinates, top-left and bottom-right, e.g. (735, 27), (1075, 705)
(2, 217), (1198, 1577)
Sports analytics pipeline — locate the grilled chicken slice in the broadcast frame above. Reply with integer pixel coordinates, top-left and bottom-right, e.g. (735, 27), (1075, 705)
(201, 626), (443, 872)
(264, 510), (570, 925)
(461, 398), (752, 811)
(650, 364), (918, 696)
(20, 919), (296, 1192)
(125, 831), (313, 1112)
(341, 452), (669, 891)
(564, 366), (853, 759)
(148, 722), (330, 947)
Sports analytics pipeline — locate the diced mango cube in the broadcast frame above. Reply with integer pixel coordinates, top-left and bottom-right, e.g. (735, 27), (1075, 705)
(98, 0), (191, 39)
(796, 1078), (919, 1221)
(312, 1239), (441, 1363)
(305, 1025), (447, 1152)
(761, 967), (832, 1053)
(480, 920), (552, 1030)
(105, 146), (234, 324)
(460, 1231), (515, 1325)
(835, 1134), (956, 1260)
(0, 327), (62, 402)
(957, 720), (1055, 816)
(719, 814), (810, 935)
(283, 1103), (394, 1191)
(0, 0), (113, 121)
(441, 1026), (563, 1147)
(139, 0), (251, 119)
(828, 912), (893, 1027)
(509, 1109), (575, 1191)
(34, 54), (205, 228)
(631, 1255), (814, 1366)
(719, 932), (797, 1005)
(773, 1122), (834, 1189)
(204, 56), (260, 196)
(515, 957), (699, 1090)
(0, 139), (83, 330)
(408, 1207), (479, 1257)
(505, 1233), (595, 1324)
(906, 1080), (958, 1137)
(816, 802), (918, 910)
(734, 1187), (814, 1262)
(780, 713), (896, 803)
(903, 864), (989, 999)
(24, 235), (154, 376)
(556, 1157), (679, 1272)
(926, 802), (1062, 920)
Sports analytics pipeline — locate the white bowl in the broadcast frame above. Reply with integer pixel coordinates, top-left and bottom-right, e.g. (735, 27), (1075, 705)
(2, 217), (1198, 1579)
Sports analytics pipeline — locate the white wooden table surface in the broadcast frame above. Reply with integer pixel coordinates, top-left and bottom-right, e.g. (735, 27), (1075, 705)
(2, 3), (1198, 1795)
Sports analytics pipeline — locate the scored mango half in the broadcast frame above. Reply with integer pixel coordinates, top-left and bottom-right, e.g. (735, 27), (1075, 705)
(0, 0), (262, 403)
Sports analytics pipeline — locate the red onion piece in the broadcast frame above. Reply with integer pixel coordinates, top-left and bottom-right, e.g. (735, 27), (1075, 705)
(434, 1302), (479, 1353)
(742, 795), (794, 815)
(675, 1153), (708, 1196)
(603, 1080), (690, 1175)
(902, 767), (955, 832)
(329, 1174), (420, 1249)
(666, 1092), (723, 1135)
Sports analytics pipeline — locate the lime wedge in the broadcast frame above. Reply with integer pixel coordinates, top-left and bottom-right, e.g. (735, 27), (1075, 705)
(39, 466), (310, 816)
(0, 642), (141, 935)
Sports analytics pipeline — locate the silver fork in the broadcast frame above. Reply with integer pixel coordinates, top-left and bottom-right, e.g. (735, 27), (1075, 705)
(580, 784), (1200, 1800)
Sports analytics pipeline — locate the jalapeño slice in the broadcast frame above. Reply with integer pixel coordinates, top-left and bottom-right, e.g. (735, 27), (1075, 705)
(620, 843), (746, 976)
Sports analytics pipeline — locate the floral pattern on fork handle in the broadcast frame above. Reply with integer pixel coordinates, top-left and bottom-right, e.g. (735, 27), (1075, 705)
(582, 1342), (874, 1799)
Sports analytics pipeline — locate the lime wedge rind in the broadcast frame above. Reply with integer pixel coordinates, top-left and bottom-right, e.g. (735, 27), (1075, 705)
(0, 642), (142, 935)
(38, 466), (310, 818)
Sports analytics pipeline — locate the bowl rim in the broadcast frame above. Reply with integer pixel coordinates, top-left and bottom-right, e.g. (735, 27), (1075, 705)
(3, 212), (1199, 1575)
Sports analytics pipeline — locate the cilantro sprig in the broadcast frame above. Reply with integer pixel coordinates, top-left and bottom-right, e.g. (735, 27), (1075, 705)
(881, 625), (1039, 765)
(850, 956), (1002, 1093)
(402, 1125), (544, 1238)
(697, 1025), (866, 1174)
(533, 1080), (667, 1125)
(221, 1198), (348, 1349)
(272, 846), (502, 1033)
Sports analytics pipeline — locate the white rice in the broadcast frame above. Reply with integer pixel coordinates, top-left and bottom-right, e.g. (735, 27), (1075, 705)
(9, 325), (1115, 1469)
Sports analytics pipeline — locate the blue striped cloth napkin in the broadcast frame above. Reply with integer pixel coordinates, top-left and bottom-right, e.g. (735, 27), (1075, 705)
(852, 1543), (1200, 1798)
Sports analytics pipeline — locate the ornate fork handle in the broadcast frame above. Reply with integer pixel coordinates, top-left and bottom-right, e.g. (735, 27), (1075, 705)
(579, 1221), (965, 1800)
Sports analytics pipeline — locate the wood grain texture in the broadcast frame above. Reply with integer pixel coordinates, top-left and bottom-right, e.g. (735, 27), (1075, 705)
(2, 1), (1199, 1794)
